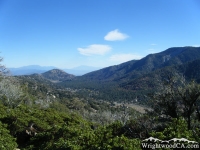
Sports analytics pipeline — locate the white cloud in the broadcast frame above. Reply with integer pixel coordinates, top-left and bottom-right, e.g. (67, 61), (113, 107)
(109, 53), (142, 63)
(151, 43), (157, 46)
(78, 44), (111, 56)
(104, 29), (129, 41)
(193, 45), (200, 47)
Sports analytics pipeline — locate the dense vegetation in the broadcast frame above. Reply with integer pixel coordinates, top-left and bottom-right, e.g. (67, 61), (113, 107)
(1, 47), (200, 149)
(1, 75), (200, 149)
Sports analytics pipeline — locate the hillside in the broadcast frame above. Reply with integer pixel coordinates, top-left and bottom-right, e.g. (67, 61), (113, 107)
(79, 60), (138, 81)
(41, 69), (75, 82)
(80, 46), (200, 82)
(58, 46), (200, 103)
(120, 58), (200, 91)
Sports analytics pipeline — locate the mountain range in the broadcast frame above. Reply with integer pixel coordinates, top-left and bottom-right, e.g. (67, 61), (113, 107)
(9, 65), (100, 76)
(15, 46), (200, 103)
(80, 46), (200, 82)
(9, 65), (57, 76)
(57, 46), (200, 102)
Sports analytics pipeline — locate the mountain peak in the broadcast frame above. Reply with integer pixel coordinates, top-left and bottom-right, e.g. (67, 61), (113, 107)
(44, 69), (66, 74)
(42, 69), (75, 82)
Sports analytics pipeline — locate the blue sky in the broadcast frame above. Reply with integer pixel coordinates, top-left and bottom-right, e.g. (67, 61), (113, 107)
(0, 0), (200, 69)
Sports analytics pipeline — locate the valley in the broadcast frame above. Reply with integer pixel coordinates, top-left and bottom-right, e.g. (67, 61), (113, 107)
(1, 46), (200, 149)
(14, 46), (200, 109)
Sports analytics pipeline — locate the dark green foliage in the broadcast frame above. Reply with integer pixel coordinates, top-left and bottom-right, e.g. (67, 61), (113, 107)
(149, 76), (200, 130)
(0, 104), (75, 148)
(0, 104), (142, 150)
(0, 121), (17, 150)
(151, 118), (195, 141)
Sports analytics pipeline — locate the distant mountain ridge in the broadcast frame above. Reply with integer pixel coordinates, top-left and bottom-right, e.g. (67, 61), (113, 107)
(9, 65), (57, 75)
(9, 65), (101, 76)
(25, 69), (75, 83)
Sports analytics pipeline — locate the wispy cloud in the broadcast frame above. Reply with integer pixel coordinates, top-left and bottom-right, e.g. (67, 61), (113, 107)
(104, 29), (129, 41)
(109, 53), (142, 63)
(193, 45), (200, 47)
(151, 43), (157, 46)
(78, 44), (112, 56)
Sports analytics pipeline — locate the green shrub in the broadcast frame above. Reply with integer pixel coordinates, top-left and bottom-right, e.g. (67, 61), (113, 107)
(0, 121), (18, 150)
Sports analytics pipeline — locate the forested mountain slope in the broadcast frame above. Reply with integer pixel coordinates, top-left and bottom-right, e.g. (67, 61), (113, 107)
(121, 58), (200, 91)
(80, 46), (200, 81)
(58, 46), (200, 103)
